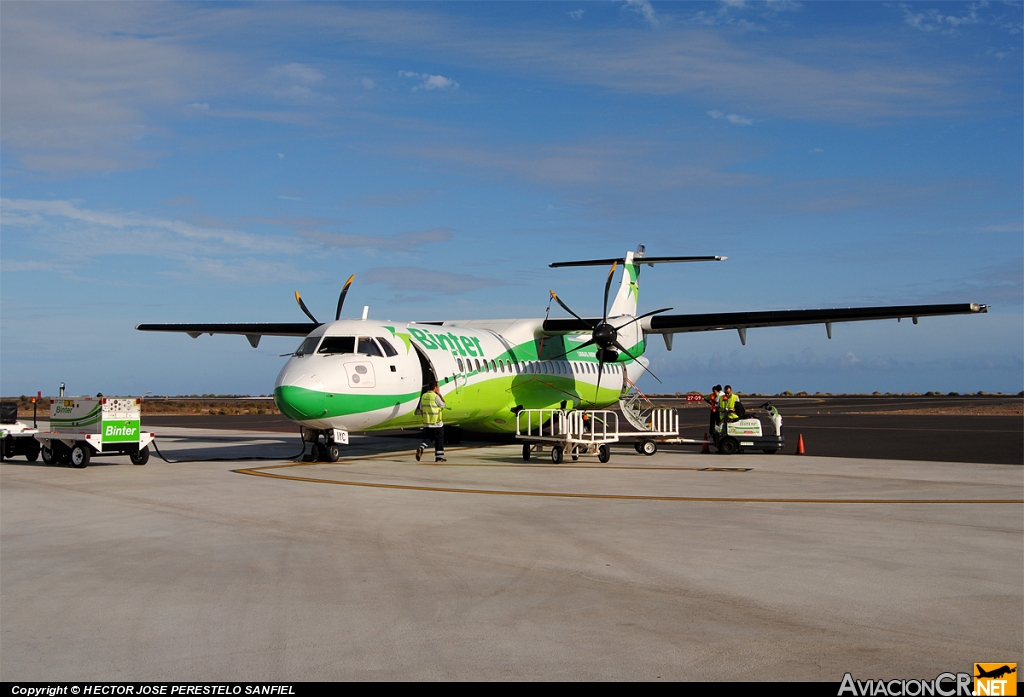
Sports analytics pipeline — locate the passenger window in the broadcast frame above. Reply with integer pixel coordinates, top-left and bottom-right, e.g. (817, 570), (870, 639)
(376, 337), (398, 357)
(458, 358), (465, 372)
(490, 360), (496, 372)
(357, 337), (383, 357)
(317, 336), (355, 354)
(295, 336), (321, 356)
(475, 358), (482, 372)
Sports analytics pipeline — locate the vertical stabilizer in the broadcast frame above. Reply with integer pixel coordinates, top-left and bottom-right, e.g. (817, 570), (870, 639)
(609, 250), (640, 317)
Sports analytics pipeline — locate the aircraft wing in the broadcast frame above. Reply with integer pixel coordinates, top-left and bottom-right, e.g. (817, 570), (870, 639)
(542, 302), (987, 337)
(136, 322), (318, 348)
(641, 303), (987, 334)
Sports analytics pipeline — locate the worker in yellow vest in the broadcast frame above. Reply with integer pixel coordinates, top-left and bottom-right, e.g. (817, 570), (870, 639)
(416, 380), (446, 463)
(718, 385), (740, 423)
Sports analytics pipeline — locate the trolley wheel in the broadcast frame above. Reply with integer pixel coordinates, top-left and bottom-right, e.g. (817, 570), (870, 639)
(26, 440), (40, 462)
(0, 439), (6, 461)
(58, 447), (72, 466)
(633, 441), (643, 454)
(130, 446), (150, 465)
(309, 442), (322, 462)
(762, 449), (778, 455)
(641, 440), (658, 456)
(718, 438), (739, 455)
(598, 444), (610, 463)
(41, 445), (55, 465)
(551, 446), (563, 464)
(522, 443), (531, 461)
(326, 444), (341, 462)
(571, 446), (579, 462)
(70, 442), (90, 468)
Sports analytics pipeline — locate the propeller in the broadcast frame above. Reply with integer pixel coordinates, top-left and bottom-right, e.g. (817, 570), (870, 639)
(294, 274), (356, 324)
(547, 262), (671, 398)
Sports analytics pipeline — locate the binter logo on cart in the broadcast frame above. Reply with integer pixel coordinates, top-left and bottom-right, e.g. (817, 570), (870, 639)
(103, 420), (140, 442)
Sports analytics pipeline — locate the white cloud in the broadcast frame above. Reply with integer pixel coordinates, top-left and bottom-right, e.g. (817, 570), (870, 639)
(188, 102), (210, 110)
(569, 9), (584, 21)
(361, 77), (376, 89)
(810, 147), (824, 153)
(277, 152), (285, 159)
(707, 109), (753, 125)
(0, 198), (302, 277)
(399, 70), (459, 91)
(625, 0), (658, 26)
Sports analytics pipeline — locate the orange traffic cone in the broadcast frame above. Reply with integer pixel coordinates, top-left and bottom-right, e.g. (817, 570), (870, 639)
(796, 433), (805, 455)
(701, 433), (710, 454)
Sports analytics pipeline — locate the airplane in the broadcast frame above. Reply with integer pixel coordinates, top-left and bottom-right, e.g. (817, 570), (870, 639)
(137, 246), (988, 460)
(975, 665), (1017, 680)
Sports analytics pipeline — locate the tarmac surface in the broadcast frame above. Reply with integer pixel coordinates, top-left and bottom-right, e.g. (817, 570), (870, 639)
(1, 424), (1021, 681)
(141, 395), (1024, 465)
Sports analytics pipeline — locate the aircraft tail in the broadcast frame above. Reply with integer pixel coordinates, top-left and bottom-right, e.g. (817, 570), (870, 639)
(549, 245), (726, 319)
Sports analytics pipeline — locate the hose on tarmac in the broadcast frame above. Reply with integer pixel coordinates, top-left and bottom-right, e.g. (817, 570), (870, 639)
(151, 428), (308, 464)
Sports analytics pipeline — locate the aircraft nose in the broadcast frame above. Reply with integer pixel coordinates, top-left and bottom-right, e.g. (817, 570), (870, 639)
(274, 370), (326, 420)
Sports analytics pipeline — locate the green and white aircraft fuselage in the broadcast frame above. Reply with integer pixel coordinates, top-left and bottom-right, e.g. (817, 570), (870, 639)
(274, 316), (639, 434)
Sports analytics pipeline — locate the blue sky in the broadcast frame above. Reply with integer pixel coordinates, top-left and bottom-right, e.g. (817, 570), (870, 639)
(2, 1), (1021, 397)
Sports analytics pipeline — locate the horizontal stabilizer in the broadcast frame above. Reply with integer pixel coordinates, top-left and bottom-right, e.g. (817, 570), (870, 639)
(550, 255), (725, 268)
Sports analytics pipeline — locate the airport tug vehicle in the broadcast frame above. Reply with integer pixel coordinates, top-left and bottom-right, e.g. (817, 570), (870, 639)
(34, 397), (155, 468)
(0, 402), (42, 461)
(713, 401), (784, 455)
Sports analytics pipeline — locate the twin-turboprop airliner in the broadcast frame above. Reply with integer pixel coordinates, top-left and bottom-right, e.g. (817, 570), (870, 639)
(137, 247), (987, 458)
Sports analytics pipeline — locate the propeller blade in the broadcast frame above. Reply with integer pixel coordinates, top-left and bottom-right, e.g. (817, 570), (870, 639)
(336, 274), (355, 321)
(613, 340), (662, 384)
(549, 290), (596, 328)
(601, 261), (618, 321)
(294, 291), (318, 324)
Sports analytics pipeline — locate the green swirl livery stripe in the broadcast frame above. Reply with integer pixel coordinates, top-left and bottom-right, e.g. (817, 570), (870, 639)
(50, 404), (102, 427)
(274, 386), (420, 421)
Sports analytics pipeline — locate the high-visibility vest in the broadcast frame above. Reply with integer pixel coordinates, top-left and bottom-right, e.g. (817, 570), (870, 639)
(420, 392), (443, 426)
(718, 394), (739, 421)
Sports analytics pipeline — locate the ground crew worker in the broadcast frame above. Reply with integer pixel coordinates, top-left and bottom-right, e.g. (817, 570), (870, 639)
(704, 384), (722, 436)
(416, 380), (446, 463)
(718, 385), (740, 423)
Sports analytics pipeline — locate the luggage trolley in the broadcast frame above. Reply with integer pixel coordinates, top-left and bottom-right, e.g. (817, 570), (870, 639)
(516, 408), (619, 463)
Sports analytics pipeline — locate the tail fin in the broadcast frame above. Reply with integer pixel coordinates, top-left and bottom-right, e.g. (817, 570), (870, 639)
(609, 250), (640, 317)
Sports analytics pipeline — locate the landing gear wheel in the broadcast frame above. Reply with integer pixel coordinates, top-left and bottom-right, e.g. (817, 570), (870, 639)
(522, 443), (531, 461)
(130, 446), (150, 465)
(762, 449), (778, 455)
(641, 440), (658, 456)
(597, 444), (610, 463)
(70, 442), (90, 468)
(26, 441), (40, 462)
(718, 438), (739, 455)
(41, 446), (55, 465)
(444, 426), (463, 445)
(309, 442), (322, 462)
(326, 444), (341, 462)
(551, 446), (563, 464)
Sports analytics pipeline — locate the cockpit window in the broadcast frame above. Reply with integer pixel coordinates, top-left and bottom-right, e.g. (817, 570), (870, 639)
(357, 337), (384, 357)
(294, 336), (321, 356)
(376, 337), (399, 357)
(317, 336), (356, 354)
